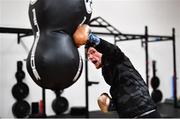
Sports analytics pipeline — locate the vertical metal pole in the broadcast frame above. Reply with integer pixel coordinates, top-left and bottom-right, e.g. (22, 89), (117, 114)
(17, 33), (20, 44)
(85, 47), (89, 117)
(172, 28), (178, 108)
(42, 88), (46, 117)
(145, 26), (149, 87)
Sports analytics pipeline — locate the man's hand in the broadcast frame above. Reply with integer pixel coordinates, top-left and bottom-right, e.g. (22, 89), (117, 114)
(73, 24), (90, 48)
(97, 93), (111, 113)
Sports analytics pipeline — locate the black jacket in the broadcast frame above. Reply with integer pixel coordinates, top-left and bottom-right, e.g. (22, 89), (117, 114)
(95, 39), (156, 118)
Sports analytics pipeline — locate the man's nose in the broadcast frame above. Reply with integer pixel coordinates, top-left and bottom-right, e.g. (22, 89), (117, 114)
(88, 54), (93, 60)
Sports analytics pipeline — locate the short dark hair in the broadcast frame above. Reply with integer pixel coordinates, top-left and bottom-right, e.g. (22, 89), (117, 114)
(85, 41), (96, 50)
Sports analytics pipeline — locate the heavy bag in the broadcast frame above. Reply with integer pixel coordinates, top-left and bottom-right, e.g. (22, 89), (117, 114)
(27, 0), (92, 90)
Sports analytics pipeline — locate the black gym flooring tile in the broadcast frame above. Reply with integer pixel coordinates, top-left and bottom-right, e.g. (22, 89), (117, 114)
(90, 103), (180, 118)
(47, 103), (180, 118)
(157, 103), (180, 118)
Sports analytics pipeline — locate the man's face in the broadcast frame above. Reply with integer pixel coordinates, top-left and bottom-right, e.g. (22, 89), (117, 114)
(87, 47), (102, 69)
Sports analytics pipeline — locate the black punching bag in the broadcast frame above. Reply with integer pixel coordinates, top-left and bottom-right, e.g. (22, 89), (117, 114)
(27, 0), (92, 90)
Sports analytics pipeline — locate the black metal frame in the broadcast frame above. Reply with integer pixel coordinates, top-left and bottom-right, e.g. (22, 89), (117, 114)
(0, 27), (46, 117)
(84, 17), (179, 117)
(0, 27), (33, 44)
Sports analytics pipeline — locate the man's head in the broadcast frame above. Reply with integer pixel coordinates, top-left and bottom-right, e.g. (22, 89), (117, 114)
(87, 47), (102, 69)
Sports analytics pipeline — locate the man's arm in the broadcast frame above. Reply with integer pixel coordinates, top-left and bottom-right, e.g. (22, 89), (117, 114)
(73, 24), (126, 63)
(95, 39), (125, 64)
(97, 93), (116, 113)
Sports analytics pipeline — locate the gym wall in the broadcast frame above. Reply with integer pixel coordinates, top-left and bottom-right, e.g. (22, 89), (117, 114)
(0, 0), (180, 118)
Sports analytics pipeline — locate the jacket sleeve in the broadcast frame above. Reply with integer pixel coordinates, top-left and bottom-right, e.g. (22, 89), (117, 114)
(95, 39), (126, 64)
(108, 99), (117, 111)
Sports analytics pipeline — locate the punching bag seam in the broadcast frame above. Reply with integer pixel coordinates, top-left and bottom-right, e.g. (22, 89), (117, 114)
(73, 56), (83, 82)
(80, 16), (87, 25)
(30, 8), (41, 80)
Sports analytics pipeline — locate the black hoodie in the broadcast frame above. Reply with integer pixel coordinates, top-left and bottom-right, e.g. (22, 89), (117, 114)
(94, 39), (156, 117)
